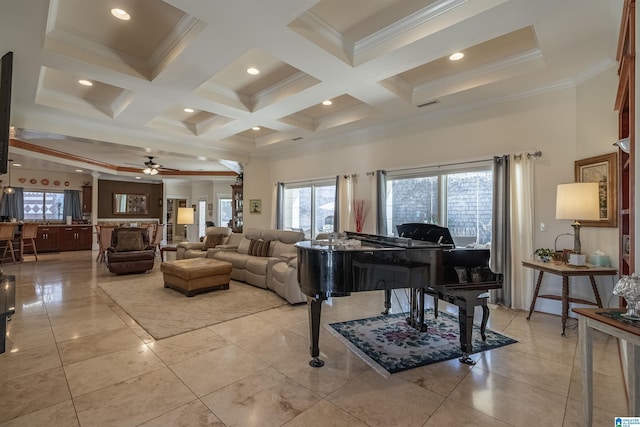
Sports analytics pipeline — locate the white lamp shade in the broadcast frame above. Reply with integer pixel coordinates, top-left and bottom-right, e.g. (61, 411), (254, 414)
(177, 207), (194, 225)
(555, 182), (600, 221)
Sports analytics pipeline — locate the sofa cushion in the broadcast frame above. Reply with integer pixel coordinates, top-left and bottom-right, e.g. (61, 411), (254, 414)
(249, 239), (270, 257)
(277, 230), (305, 244)
(212, 251), (249, 269)
(237, 237), (251, 255)
(246, 256), (269, 275)
(115, 231), (144, 251)
(202, 234), (225, 250)
(244, 228), (263, 240)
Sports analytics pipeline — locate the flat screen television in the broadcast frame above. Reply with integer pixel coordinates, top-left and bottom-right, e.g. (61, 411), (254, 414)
(0, 51), (13, 175)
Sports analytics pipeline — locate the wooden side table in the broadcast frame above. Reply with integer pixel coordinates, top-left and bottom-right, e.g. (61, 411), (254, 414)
(159, 245), (177, 262)
(522, 260), (617, 335)
(573, 308), (640, 426)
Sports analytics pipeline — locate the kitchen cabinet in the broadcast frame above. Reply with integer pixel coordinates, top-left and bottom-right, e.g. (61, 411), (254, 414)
(35, 225), (91, 252)
(59, 226), (92, 251)
(36, 226), (60, 252)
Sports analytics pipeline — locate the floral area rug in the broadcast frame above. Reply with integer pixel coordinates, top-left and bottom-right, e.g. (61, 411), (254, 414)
(326, 309), (517, 377)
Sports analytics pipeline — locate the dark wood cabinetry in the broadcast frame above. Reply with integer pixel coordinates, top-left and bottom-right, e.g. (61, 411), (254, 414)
(36, 227), (60, 252)
(616, 0), (635, 279)
(82, 186), (92, 214)
(59, 226), (92, 251)
(34, 225), (91, 253)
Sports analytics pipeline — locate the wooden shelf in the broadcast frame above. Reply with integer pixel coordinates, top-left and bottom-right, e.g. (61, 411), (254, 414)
(617, 0), (635, 278)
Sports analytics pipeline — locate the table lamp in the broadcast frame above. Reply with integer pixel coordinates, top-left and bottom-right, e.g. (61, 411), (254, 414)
(555, 182), (600, 256)
(177, 207), (194, 241)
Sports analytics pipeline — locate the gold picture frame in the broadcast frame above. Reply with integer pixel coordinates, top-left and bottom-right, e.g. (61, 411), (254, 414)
(113, 193), (149, 215)
(249, 199), (262, 214)
(574, 152), (617, 227)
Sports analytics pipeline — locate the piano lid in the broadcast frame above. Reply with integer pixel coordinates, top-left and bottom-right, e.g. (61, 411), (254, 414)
(396, 223), (455, 245)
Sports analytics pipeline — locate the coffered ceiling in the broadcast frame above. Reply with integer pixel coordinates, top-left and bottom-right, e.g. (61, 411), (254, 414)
(0, 0), (622, 179)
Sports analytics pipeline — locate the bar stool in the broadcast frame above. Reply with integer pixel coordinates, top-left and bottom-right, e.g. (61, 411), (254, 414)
(97, 225), (116, 263)
(150, 223), (164, 254)
(20, 222), (38, 262)
(0, 223), (17, 264)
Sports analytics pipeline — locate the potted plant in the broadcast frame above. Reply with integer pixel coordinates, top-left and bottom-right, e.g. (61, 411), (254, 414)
(534, 248), (555, 262)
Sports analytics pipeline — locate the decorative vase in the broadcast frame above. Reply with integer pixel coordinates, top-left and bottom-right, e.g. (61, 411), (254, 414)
(613, 274), (640, 319)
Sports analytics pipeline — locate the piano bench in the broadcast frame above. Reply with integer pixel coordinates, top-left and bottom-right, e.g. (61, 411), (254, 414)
(430, 290), (490, 340)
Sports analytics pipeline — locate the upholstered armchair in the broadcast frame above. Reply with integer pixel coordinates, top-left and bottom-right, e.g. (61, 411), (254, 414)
(106, 227), (155, 274)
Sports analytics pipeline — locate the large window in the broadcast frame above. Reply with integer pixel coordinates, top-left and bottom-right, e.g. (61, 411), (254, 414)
(23, 191), (65, 221)
(283, 180), (335, 239)
(218, 198), (232, 228)
(386, 165), (493, 246)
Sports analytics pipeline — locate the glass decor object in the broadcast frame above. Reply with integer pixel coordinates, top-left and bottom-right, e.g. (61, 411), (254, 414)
(613, 274), (640, 319)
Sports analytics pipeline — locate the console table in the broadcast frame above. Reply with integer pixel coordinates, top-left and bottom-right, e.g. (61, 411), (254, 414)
(522, 260), (617, 335)
(1, 274), (15, 353)
(573, 308), (640, 426)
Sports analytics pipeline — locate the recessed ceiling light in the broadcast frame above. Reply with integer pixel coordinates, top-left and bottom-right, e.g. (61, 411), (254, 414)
(12, 163), (21, 167)
(78, 79), (93, 86)
(322, 100), (333, 106)
(449, 52), (464, 61)
(246, 67), (260, 75)
(252, 126), (261, 131)
(111, 8), (131, 21)
(197, 156), (206, 161)
(135, 176), (141, 179)
(184, 108), (194, 113)
(75, 169), (83, 173)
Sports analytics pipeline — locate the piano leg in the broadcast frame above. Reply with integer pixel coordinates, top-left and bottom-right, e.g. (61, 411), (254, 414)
(481, 304), (489, 341)
(457, 304), (475, 365)
(307, 296), (325, 367)
(406, 288), (428, 332)
(382, 289), (391, 315)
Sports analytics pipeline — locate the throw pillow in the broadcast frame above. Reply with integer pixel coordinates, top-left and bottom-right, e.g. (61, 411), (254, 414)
(249, 239), (270, 257)
(201, 234), (225, 251)
(115, 231), (144, 251)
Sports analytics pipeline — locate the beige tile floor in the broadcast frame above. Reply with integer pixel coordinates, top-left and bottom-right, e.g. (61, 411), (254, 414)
(0, 250), (629, 426)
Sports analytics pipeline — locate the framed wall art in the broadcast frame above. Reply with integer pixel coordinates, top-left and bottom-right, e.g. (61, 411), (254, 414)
(249, 199), (262, 214)
(574, 152), (617, 227)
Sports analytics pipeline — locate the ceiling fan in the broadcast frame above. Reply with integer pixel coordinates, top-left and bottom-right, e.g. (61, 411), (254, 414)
(126, 156), (177, 175)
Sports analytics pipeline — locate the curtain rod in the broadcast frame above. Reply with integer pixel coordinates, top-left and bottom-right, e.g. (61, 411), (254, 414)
(386, 150), (542, 174)
(513, 150), (542, 160)
(386, 158), (493, 174)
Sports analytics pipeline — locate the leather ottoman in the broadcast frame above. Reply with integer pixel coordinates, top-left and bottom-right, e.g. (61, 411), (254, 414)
(161, 258), (232, 297)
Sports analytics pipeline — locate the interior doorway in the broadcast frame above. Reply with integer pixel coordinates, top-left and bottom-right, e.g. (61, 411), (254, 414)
(166, 198), (187, 242)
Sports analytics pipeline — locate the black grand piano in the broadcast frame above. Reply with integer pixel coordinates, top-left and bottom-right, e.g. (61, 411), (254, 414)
(296, 224), (503, 367)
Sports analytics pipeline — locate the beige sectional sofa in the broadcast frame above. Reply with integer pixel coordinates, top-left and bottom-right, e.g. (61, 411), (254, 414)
(175, 227), (307, 304)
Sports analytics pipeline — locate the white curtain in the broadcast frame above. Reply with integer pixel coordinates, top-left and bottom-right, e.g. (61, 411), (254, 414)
(509, 154), (535, 310)
(338, 175), (353, 233)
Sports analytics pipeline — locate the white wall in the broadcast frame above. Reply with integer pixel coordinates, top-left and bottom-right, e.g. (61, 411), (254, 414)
(244, 158), (272, 230)
(6, 168), (91, 191)
(248, 67), (620, 316)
